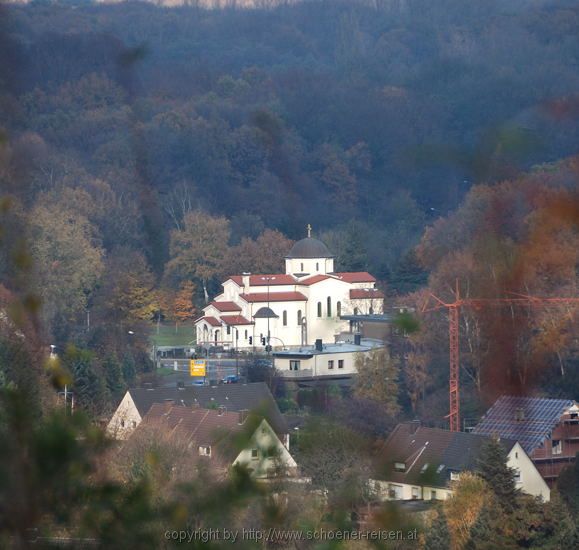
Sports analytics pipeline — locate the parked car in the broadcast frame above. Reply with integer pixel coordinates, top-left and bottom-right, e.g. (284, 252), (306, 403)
(221, 375), (239, 384)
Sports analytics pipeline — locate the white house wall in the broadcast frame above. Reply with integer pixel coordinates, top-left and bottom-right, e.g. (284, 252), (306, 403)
(370, 480), (452, 502)
(275, 349), (367, 377)
(233, 419), (297, 478)
(507, 443), (550, 501)
(106, 392), (142, 440)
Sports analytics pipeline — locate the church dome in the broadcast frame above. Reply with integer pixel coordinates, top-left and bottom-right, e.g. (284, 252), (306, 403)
(286, 237), (333, 259)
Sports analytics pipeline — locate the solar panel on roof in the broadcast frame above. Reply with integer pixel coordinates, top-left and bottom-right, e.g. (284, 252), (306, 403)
(473, 396), (574, 454)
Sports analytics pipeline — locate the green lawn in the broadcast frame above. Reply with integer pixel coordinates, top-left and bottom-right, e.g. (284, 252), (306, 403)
(149, 323), (196, 347)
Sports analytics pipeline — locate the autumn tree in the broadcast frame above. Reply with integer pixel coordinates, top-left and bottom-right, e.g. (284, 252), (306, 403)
(28, 202), (104, 336)
(444, 472), (493, 550)
(166, 210), (230, 303)
(222, 229), (293, 275)
(353, 349), (401, 416)
(96, 248), (159, 324)
(173, 280), (196, 331)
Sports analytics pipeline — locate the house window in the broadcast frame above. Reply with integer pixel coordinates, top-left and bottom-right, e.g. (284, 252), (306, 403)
(297, 310), (302, 325)
(131, 421), (137, 428)
(227, 326), (231, 335)
(245, 330), (248, 339)
(301, 262), (304, 272)
(328, 360), (334, 369)
(514, 469), (522, 483)
(316, 262), (319, 271)
(251, 449), (259, 460)
(369, 306), (374, 315)
(317, 302), (322, 317)
(354, 307), (359, 315)
(290, 360), (300, 371)
(450, 472), (460, 481)
(552, 439), (562, 455)
(411, 487), (420, 500)
(394, 462), (406, 472)
(431, 490), (437, 500)
(337, 301), (341, 317)
(283, 310), (287, 326)
(338, 360), (344, 369)
(120, 419), (125, 428)
(199, 446), (211, 457)
(327, 297), (332, 317)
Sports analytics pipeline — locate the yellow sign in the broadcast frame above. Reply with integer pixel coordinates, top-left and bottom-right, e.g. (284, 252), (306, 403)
(189, 359), (206, 377)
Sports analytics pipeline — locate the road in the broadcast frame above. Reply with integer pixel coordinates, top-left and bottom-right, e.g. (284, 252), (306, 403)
(157, 357), (244, 386)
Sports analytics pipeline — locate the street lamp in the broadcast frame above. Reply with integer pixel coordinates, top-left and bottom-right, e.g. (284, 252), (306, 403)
(261, 276), (276, 353)
(50, 344), (73, 414)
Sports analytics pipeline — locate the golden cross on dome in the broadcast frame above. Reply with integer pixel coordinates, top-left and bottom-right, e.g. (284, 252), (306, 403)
(307, 223), (312, 238)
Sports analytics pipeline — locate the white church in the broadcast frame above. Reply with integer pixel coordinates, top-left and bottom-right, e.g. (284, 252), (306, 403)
(195, 227), (384, 350)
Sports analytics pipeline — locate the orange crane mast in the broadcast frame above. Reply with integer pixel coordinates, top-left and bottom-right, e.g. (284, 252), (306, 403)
(422, 280), (579, 432)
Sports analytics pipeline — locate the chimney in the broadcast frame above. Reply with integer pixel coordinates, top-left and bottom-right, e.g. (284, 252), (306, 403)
(354, 334), (362, 346)
(315, 339), (323, 352)
(515, 407), (525, 422)
(242, 272), (251, 293)
(163, 399), (174, 412)
(238, 409), (249, 425)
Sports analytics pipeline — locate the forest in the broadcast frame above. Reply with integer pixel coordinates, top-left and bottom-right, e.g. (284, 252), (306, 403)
(1, 0), (579, 547)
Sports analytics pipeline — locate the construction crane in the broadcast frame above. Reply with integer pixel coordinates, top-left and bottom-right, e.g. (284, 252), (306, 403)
(422, 280), (579, 432)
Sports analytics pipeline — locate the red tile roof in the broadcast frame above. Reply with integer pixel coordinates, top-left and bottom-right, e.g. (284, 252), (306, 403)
(220, 315), (254, 326)
(240, 292), (308, 303)
(336, 272), (376, 283)
(143, 403), (245, 447)
(209, 301), (241, 312)
(228, 274), (296, 287)
(299, 274), (332, 285)
(196, 316), (221, 327)
(350, 288), (385, 299)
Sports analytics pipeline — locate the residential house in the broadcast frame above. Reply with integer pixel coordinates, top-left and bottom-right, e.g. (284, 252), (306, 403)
(272, 337), (384, 381)
(106, 382), (288, 444)
(372, 422), (550, 502)
(140, 403), (297, 479)
(473, 395), (579, 485)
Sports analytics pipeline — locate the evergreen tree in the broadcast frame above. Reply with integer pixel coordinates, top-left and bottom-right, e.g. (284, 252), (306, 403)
(476, 439), (518, 511)
(103, 355), (124, 401)
(424, 506), (451, 550)
(556, 453), (579, 517)
(122, 353), (137, 386)
(64, 345), (108, 413)
(389, 249), (428, 295)
(465, 502), (513, 550)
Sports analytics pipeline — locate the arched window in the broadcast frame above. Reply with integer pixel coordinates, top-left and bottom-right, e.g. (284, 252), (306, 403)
(297, 310), (302, 325)
(300, 262), (304, 272)
(316, 262), (319, 271)
(317, 302), (322, 317)
(283, 310), (287, 326)
(327, 296), (332, 317)
(337, 301), (341, 317)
